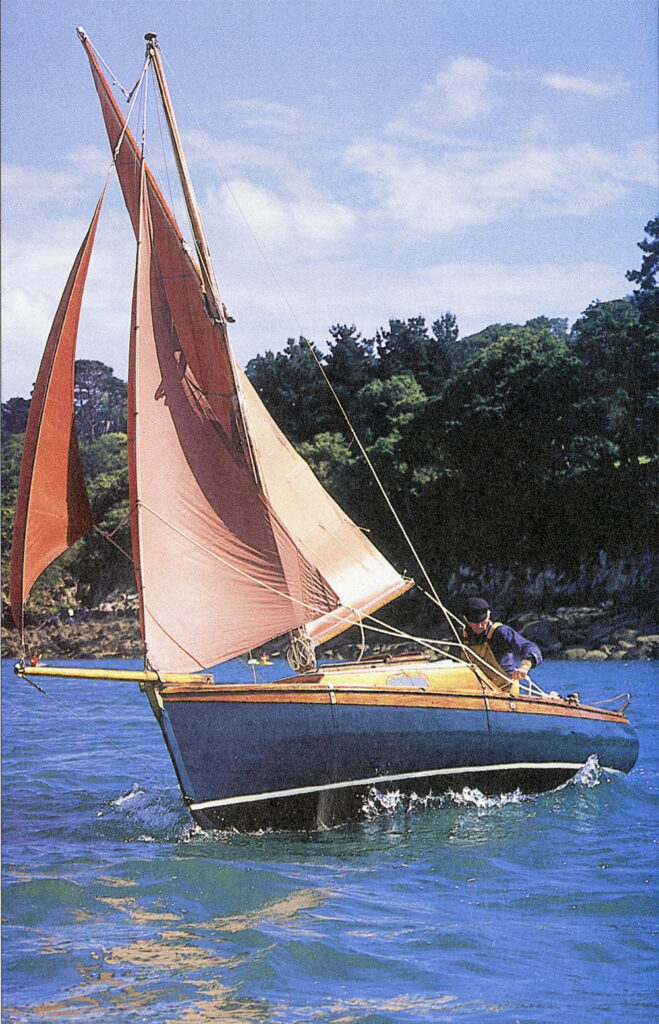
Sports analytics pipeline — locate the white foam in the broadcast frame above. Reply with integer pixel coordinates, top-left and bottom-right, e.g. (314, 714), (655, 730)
(561, 753), (604, 790)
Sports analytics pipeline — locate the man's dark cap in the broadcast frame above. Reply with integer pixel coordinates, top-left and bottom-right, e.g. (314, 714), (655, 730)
(463, 596), (490, 622)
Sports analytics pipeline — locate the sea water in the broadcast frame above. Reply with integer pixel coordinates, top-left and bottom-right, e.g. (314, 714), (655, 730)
(2, 658), (657, 1023)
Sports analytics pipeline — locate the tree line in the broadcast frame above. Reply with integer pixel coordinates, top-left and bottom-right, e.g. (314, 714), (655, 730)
(2, 218), (657, 621)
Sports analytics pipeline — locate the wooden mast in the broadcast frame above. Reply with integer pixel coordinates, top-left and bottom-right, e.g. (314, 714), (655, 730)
(144, 32), (223, 321)
(143, 35), (319, 671)
(143, 32), (264, 490)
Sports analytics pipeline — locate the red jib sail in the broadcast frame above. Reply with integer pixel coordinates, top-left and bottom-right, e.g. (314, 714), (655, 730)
(10, 190), (106, 636)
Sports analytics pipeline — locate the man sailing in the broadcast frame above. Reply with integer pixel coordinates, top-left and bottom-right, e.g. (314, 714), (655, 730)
(460, 596), (542, 690)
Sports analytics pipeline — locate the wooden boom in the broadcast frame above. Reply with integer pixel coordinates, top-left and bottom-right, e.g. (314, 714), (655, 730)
(14, 664), (213, 685)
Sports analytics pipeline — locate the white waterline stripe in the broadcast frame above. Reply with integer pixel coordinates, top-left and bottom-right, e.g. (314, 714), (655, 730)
(189, 761), (588, 811)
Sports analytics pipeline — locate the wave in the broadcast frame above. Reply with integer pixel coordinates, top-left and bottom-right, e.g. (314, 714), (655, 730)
(558, 753), (604, 789)
(96, 782), (190, 842)
(361, 754), (608, 821)
(95, 753), (610, 840)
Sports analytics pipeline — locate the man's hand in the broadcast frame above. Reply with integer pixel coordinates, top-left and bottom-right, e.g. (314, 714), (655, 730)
(512, 659), (533, 680)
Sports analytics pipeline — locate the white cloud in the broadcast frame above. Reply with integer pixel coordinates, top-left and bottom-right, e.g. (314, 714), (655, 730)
(65, 145), (112, 179)
(409, 260), (626, 332)
(1, 209), (134, 400)
(222, 252), (629, 369)
(542, 73), (624, 97)
(2, 55), (652, 402)
(206, 177), (355, 250)
(227, 99), (313, 135)
(343, 136), (652, 236)
(184, 128), (291, 176)
(2, 145), (108, 209)
(0, 191), (633, 402)
(424, 57), (496, 122)
(386, 57), (501, 142)
(2, 164), (86, 206)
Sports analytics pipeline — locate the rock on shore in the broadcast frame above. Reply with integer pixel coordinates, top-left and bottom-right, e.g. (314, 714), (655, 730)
(3, 603), (657, 663)
(509, 606), (659, 662)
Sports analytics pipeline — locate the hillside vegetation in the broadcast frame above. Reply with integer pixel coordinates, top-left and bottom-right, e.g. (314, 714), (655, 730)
(2, 218), (657, 640)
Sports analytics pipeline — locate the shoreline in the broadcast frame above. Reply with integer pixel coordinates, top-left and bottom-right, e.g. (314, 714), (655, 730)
(3, 603), (658, 664)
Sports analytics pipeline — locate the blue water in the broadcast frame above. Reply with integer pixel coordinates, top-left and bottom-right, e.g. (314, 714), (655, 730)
(2, 658), (658, 1023)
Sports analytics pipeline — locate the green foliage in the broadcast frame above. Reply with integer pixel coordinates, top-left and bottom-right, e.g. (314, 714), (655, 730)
(1, 432), (25, 495)
(1, 397), (30, 436)
(295, 432), (360, 514)
(246, 338), (330, 442)
(323, 325), (376, 423)
(1, 426), (131, 619)
(375, 317), (450, 395)
(74, 360), (127, 443)
(626, 215), (659, 291)
(81, 433), (128, 479)
(569, 298), (638, 379)
(353, 374), (427, 443)
(570, 293), (657, 464)
(2, 217), (657, 622)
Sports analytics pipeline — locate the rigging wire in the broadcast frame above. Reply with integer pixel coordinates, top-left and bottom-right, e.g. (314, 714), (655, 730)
(148, 63), (186, 233)
(91, 49), (134, 100)
(153, 44), (467, 653)
(16, 672), (150, 771)
(78, 37), (470, 672)
(93, 524), (134, 565)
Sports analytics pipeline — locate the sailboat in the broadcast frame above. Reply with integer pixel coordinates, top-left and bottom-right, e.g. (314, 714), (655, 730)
(11, 30), (638, 831)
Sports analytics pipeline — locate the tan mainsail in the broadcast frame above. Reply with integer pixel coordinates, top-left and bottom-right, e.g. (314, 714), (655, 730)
(11, 33), (412, 673)
(81, 36), (243, 450)
(10, 190), (105, 637)
(128, 167), (338, 670)
(82, 36), (411, 669)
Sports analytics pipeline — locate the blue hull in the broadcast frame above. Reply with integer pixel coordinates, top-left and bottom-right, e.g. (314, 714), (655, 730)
(155, 692), (639, 830)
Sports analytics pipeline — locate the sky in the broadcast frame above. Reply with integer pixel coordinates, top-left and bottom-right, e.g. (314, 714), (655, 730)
(1, 0), (657, 400)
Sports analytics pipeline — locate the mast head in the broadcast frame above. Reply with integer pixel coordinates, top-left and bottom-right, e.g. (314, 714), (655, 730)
(145, 32), (158, 49)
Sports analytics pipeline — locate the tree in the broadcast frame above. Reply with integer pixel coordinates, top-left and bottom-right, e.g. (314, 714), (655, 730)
(1, 432), (25, 496)
(623, 216), (659, 467)
(571, 293), (656, 465)
(352, 374), (427, 446)
(80, 432), (128, 479)
(413, 327), (604, 564)
(295, 431), (361, 516)
(626, 215), (659, 291)
(323, 324), (376, 422)
(245, 338), (330, 442)
(524, 315), (569, 338)
(569, 298), (639, 380)
(375, 316), (455, 395)
(430, 312), (458, 384)
(1, 397), (30, 436)
(432, 312), (459, 346)
(74, 360), (127, 444)
(353, 374), (428, 531)
(449, 322), (517, 370)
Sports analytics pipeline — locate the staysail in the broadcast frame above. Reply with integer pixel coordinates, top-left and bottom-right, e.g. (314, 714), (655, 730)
(238, 369), (414, 644)
(10, 190), (105, 637)
(78, 30), (412, 671)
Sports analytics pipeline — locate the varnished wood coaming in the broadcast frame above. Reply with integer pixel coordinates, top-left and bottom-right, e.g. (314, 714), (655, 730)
(158, 660), (630, 725)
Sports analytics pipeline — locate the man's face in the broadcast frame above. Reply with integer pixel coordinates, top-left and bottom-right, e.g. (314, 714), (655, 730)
(466, 615), (490, 635)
